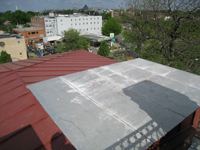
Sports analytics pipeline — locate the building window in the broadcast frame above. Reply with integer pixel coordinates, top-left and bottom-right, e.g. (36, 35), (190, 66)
(97, 22), (99, 24)
(91, 22), (92, 24)
(97, 27), (99, 29)
(86, 22), (88, 24)
(71, 19), (72, 21)
(90, 18), (92, 20)
(79, 23), (81, 25)
(87, 28), (88, 31)
(97, 18), (99, 19)
(71, 23), (73, 26)
(20, 53), (22, 55)
(94, 22), (95, 24)
(32, 32), (35, 34)
(75, 19), (76, 21)
(36, 32), (38, 34)
(83, 23), (85, 25)
(94, 18), (95, 20)
(83, 18), (84, 20)
(61, 19), (62, 22)
(91, 28), (92, 30)
(75, 23), (77, 25)
(46, 25), (48, 27)
(79, 19), (81, 21)
(28, 32), (30, 35)
(94, 28), (95, 30)
(79, 29), (81, 31)
(86, 18), (88, 20)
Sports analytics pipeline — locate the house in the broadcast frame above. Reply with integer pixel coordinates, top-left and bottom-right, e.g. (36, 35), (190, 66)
(0, 34), (27, 61)
(1, 50), (200, 149)
(12, 27), (44, 45)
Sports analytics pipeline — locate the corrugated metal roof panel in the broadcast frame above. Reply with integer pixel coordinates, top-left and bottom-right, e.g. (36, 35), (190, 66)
(0, 50), (117, 150)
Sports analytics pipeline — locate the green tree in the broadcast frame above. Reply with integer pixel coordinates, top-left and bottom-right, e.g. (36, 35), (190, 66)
(97, 41), (110, 57)
(102, 18), (122, 36)
(23, 24), (31, 28)
(56, 28), (89, 53)
(100, 13), (111, 20)
(0, 51), (12, 64)
(121, 0), (200, 75)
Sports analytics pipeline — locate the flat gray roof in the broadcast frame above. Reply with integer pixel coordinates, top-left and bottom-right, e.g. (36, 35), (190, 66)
(13, 27), (43, 32)
(81, 34), (112, 42)
(27, 58), (200, 150)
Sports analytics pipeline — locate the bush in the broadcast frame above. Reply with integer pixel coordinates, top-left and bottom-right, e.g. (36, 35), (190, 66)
(97, 41), (110, 57)
(0, 51), (12, 64)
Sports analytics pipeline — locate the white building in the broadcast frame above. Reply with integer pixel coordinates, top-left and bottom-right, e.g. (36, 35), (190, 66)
(56, 15), (102, 36)
(44, 17), (57, 37)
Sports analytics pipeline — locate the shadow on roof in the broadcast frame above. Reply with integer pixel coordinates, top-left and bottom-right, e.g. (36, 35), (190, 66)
(105, 80), (198, 150)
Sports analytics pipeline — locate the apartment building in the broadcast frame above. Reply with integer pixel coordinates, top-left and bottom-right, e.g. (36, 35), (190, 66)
(31, 14), (102, 37)
(56, 15), (102, 35)
(31, 16), (57, 37)
(0, 34), (27, 60)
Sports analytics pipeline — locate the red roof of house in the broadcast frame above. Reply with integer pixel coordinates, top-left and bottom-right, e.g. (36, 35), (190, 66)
(0, 50), (117, 150)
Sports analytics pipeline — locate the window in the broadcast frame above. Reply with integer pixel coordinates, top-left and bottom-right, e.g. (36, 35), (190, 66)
(71, 23), (73, 26)
(94, 28), (95, 30)
(46, 25), (48, 27)
(86, 18), (88, 20)
(79, 19), (81, 21)
(91, 28), (92, 30)
(97, 22), (99, 24)
(36, 32), (38, 34)
(94, 18), (95, 20)
(94, 22), (95, 24)
(61, 19), (62, 22)
(97, 27), (99, 30)
(75, 19), (76, 21)
(91, 22), (92, 24)
(28, 32), (30, 35)
(71, 19), (72, 21)
(79, 23), (81, 25)
(75, 23), (77, 25)
(86, 22), (88, 24)
(83, 23), (85, 25)
(20, 53), (22, 55)
(83, 18), (84, 20)
(0, 42), (5, 47)
(49, 25), (52, 27)
(32, 32), (35, 34)
(79, 29), (81, 31)
(90, 18), (92, 20)
(97, 17), (99, 19)
(87, 28), (88, 31)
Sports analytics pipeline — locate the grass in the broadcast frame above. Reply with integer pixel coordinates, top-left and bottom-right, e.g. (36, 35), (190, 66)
(29, 56), (34, 58)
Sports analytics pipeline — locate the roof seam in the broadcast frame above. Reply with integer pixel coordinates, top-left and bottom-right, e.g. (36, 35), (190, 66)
(0, 102), (40, 123)
(0, 89), (30, 107)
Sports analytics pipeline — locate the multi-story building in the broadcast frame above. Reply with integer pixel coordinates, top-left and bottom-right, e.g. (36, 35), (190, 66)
(56, 15), (102, 35)
(12, 27), (44, 45)
(31, 15), (57, 37)
(0, 34), (27, 60)
(31, 14), (102, 37)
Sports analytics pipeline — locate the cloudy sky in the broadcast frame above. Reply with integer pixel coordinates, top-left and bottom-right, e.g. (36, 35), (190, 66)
(0, 0), (122, 12)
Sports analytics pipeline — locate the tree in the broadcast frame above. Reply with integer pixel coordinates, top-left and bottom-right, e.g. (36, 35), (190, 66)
(0, 51), (12, 64)
(121, 0), (200, 75)
(102, 18), (122, 36)
(97, 41), (110, 57)
(56, 28), (89, 53)
(100, 13), (111, 20)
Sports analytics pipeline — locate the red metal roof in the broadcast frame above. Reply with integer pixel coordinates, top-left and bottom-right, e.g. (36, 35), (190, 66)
(0, 50), (117, 150)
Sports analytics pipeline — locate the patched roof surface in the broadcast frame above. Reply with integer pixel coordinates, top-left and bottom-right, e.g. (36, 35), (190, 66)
(0, 50), (117, 150)
(27, 58), (200, 150)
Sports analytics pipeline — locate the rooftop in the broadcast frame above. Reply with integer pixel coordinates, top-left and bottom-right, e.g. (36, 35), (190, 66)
(27, 58), (200, 149)
(0, 50), (117, 149)
(0, 34), (24, 39)
(13, 27), (43, 32)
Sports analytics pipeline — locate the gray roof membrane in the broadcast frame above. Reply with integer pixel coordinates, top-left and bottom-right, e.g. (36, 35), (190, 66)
(27, 58), (200, 150)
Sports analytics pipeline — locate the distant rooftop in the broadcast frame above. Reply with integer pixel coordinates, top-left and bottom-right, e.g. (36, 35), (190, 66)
(13, 27), (43, 32)
(0, 34), (24, 39)
(81, 33), (112, 42)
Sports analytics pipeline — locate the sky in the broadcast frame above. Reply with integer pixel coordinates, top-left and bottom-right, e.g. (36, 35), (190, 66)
(0, 0), (122, 12)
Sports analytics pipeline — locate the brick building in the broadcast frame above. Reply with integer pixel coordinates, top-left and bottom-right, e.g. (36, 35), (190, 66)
(13, 27), (44, 45)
